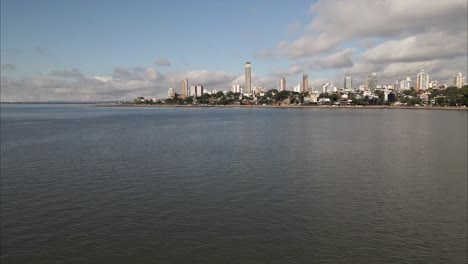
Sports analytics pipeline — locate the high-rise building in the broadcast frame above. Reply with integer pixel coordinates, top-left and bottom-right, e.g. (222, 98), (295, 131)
(322, 83), (337, 93)
(245, 62), (251, 94)
(394, 80), (400, 90)
(231, 84), (241, 93)
(294, 84), (302, 93)
(400, 73), (412, 90)
(168, 88), (175, 99)
(181, 78), (188, 98)
(302, 74), (309, 93)
(190, 85), (203, 97)
(280, 75), (286, 91)
(416, 70), (429, 91)
(454, 72), (465, 88)
(366, 73), (377, 91)
(344, 76), (352, 90)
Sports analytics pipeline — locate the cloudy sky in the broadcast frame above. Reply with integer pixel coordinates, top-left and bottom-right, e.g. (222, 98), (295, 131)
(1, 0), (467, 101)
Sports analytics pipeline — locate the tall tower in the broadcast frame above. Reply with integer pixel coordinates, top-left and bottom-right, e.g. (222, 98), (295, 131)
(344, 76), (352, 90)
(366, 73), (377, 91)
(181, 78), (188, 98)
(245, 62), (252, 94)
(302, 74), (309, 93)
(280, 75), (286, 91)
(454, 72), (465, 88)
(416, 70), (429, 91)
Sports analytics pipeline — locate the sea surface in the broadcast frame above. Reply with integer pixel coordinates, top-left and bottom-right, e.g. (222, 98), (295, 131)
(1, 104), (467, 263)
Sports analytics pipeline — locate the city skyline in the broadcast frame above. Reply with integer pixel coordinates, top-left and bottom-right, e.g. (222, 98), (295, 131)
(1, 0), (467, 101)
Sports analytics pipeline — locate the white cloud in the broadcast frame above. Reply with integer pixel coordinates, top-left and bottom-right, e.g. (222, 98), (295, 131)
(361, 31), (467, 64)
(145, 67), (164, 81)
(278, 33), (341, 58)
(94, 76), (113, 82)
(278, 0), (467, 59)
(286, 20), (301, 35)
(50, 68), (84, 79)
(309, 48), (355, 70)
(308, 0), (466, 39)
(0, 67), (245, 102)
(271, 63), (304, 77)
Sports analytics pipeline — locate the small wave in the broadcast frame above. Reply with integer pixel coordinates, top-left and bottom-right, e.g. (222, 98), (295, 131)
(3, 121), (50, 126)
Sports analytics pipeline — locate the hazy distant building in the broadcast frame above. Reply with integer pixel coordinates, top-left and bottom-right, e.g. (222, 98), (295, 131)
(454, 72), (465, 88)
(400, 74), (412, 90)
(394, 80), (400, 90)
(322, 83), (337, 93)
(344, 76), (352, 90)
(190, 85), (203, 97)
(302, 74), (309, 93)
(245, 62), (252, 94)
(231, 84), (241, 93)
(429, 80), (439, 89)
(280, 75), (286, 91)
(168, 88), (175, 99)
(294, 84), (302, 93)
(181, 78), (188, 98)
(366, 73), (377, 91)
(416, 70), (430, 91)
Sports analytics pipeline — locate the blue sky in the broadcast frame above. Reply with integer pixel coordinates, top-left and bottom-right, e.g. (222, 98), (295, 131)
(1, 0), (313, 77)
(1, 0), (467, 101)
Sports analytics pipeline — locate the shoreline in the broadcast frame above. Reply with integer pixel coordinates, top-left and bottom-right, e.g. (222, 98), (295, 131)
(95, 104), (468, 111)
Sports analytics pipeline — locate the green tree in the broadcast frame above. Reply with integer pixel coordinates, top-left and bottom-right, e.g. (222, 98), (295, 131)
(274, 90), (289, 101)
(215, 91), (224, 98)
(329, 93), (339, 102)
(435, 97), (445, 106)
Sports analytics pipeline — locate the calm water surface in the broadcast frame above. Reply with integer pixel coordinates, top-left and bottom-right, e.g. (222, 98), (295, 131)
(1, 104), (467, 263)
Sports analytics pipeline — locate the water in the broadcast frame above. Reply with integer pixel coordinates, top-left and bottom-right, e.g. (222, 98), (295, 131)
(1, 104), (467, 263)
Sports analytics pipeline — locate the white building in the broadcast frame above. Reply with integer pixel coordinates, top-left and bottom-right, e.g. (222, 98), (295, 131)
(308, 91), (319, 103)
(231, 84), (241, 93)
(416, 70), (430, 91)
(190, 85), (203, 97)
(344, 76), (352, 90)
(167, 88), (175, 98)
(429, 80), (439, 89)
(322, 83), (337, 93)
(454, 72), (465, 88)
(400, 74), (412, 90)
(366, 73), (377, 90)
(253, 86), (266, 95)
(294, 84), (302, 93)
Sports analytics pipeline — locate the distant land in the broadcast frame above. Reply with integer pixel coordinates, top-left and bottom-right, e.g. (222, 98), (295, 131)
(0, 101), (120, 104)
(95, 104), (468, 111)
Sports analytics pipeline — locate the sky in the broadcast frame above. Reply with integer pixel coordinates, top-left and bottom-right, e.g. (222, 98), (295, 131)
(1, 0), (467, 101)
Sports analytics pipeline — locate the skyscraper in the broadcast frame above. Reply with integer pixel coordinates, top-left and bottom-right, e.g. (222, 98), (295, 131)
(181, 78), (188, 98)
(454, 72), (465, 88)
(280, 75), (286, 91)
(344, 76), (352, 90)
(302, 74), (309, 93)
(416, 70), (429, 91)
(231, 84), (241, 93)
(366, 73), (377, 91)
(190, 85), (203, 97)
(245, 62), (251, 94)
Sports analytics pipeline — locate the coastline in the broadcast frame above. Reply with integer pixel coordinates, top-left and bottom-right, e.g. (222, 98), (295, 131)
(95, 104), (468, 111)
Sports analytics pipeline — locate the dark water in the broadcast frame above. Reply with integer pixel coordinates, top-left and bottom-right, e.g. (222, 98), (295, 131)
(1, 104), (467, 263)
